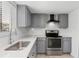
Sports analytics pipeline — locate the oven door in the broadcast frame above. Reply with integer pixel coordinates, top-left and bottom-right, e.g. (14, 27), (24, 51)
(47, 37), (62, 51)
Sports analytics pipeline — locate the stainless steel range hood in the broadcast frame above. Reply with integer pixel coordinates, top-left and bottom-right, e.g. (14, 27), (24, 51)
(47, 14), (59, 23)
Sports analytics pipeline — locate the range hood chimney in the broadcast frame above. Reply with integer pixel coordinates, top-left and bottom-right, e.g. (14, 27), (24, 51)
(47, 14), (59, 23)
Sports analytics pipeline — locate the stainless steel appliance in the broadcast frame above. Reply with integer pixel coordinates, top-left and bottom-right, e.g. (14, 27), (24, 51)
(45, 30), (63, 55)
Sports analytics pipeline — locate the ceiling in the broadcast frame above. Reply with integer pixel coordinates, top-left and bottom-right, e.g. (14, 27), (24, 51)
(16, 1), (79, 14)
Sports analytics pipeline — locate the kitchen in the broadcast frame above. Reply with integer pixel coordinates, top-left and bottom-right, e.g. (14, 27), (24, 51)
(0, 1), (79, 58)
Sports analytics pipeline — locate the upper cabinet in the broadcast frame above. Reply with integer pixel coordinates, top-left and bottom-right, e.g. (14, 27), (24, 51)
(31, 14), (68, 29)
(17, 5), (31, 27)
(58, 14), (68, 29)
(31, 14), (49, 28)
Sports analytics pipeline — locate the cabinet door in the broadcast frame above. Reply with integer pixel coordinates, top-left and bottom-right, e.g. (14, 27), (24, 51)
(32, 41), (37, 57)
(31, 14), (49, 28)
(63, 37), (71, 53)
(58, 14), (68, 28)
(17, 5), (31, 27)
(25, 7), (31, 27)
(37, 37), (46, 53)
(17, 5), (26, 27)
(27, 40), (36, 58)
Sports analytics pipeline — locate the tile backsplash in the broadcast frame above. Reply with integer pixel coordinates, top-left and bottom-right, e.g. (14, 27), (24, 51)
(17, 27), (71, 38)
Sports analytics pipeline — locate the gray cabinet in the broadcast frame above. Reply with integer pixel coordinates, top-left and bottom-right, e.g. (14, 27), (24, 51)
(17, 5), (31, 27)
(62, 37), (71, 53)
(58, 14), (68, 28)
(31, 14), (49, 28)
(31, 14), (68, 28)
(27, 40), (36, 58)
(37, 37), (46, 53)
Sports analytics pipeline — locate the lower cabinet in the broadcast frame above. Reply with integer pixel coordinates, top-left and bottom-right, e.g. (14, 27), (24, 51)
(62, 37), (71, 54)
(27, 40), (37, 58)
(37, 37), (46, 54)
(27, 37), (71, 58)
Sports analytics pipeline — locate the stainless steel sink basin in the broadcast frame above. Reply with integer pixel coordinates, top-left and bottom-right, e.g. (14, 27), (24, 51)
(5, 41), (30, 51)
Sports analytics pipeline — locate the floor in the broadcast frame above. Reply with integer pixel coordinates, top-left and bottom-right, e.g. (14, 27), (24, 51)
(36, 54), (73, 58)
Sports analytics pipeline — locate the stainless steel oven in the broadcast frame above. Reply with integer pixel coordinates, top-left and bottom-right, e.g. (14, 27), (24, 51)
(47, 37), (63, 50)
(45, 30), (63, 55)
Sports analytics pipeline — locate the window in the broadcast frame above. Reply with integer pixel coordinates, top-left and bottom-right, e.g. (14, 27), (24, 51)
(0, 1), (9, 32)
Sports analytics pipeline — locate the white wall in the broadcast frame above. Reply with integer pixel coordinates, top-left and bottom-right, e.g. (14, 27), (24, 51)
(69, 9), (79, 57)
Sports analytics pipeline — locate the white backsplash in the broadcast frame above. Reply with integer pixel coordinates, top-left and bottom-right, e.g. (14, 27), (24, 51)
(29, 28), (46, 37)
(17, 26), (71, 39)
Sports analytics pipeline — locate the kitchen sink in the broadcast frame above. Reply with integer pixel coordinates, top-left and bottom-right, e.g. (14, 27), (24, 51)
(5, 41), (30, 51)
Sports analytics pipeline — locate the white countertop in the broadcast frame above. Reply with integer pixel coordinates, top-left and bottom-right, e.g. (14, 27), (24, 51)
(0, 36), (37, 58)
